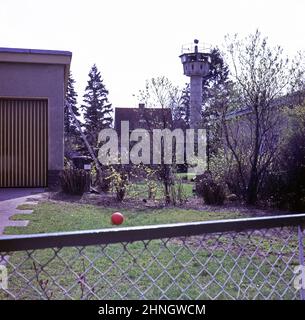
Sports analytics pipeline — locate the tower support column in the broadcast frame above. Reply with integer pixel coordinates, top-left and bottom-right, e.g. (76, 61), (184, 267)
(190, 75), (203, 130)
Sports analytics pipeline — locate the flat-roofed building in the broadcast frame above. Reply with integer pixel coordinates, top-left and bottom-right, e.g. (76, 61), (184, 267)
(0, 47), (72, 188)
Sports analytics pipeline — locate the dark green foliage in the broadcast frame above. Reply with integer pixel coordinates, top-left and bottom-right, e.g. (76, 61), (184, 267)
(64, 72), (82, 158)
(81, 64), (113, 145)
(60, 169), (90, 195)
(96, 168), (112, 193)
(195, 172), (226, 205)
(259, 107), (305, 211)
(173, 84), (190, 125)
(98, 176), (112, 193)
(281, 131), (305, 211)
(64, 72), (80, 136)
(261, 131), (305, 212)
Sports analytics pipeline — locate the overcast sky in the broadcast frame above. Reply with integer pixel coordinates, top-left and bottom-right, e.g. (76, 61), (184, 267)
(1, 0), (305, 108)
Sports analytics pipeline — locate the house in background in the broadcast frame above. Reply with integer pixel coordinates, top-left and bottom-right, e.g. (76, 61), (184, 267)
(114, 103), (173, 165)
(0, 47), (71, 188)
(114, 103), (188, 170)
(114, 103), (173, 135)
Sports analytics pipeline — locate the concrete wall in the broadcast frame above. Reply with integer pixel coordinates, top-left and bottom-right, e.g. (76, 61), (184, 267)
(0, 62), (65, 184)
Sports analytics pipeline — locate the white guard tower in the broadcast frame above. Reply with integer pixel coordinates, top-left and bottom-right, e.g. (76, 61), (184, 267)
(179, 39), (211, 129)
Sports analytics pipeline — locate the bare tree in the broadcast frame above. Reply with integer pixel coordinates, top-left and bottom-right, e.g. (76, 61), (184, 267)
(138, 76), (183, 204)
(139, 76), (184, 116)
(218, 30), (304, 204)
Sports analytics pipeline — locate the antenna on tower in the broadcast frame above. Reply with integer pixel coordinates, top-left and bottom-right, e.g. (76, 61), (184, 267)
(194, 39), (199, 53)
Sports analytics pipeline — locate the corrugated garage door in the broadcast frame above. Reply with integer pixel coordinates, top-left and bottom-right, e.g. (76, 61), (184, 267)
(0, 99), (48, 187)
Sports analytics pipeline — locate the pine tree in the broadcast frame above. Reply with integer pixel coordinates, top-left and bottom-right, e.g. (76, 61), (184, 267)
(64, 72), (81, 158)
(178, 84), (191, 126)
(65, 72), (80, 136)
(81, 64), (113, 145)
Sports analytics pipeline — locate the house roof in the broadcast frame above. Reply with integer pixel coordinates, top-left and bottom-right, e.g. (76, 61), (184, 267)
(0, 47), (72, 56)
(225, 90), (305, 120)
(0, 47), (72, 90)
(115, 105), (173, 134)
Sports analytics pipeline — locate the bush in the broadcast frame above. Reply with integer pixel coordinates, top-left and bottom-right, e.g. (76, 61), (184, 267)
(90, 164), (111, 193)
(195, 171), (226, 205)
(60, 169), (90, 195)
(260, 106), (305, 212)
(209, 150), (244, 199)
(170, 179), (187, 205)
(108, 166), (129, 202)
(97, 169), (112, 193)
(261, 133), (305, 211)
(133, 164), (158, 200)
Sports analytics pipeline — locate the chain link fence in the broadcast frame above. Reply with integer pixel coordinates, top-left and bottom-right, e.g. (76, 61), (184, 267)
(0, 214), (305, 300)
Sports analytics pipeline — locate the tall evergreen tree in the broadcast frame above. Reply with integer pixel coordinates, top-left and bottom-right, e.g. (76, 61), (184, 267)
(65, 72), (80, 135)
(81, 64), (113, 145)
(177, 84), (191, 126)
(64, 72), (81, 158)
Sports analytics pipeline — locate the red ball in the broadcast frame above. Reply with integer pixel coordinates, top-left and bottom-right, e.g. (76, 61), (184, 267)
(111, 212), (124, 225)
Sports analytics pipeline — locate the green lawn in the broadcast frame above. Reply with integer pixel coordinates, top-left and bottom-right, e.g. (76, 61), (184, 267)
(176, 172), (196, 180)
(127, 180), (193, 201)
(5, 201), (241, 234)
(1, 201), (299, 300)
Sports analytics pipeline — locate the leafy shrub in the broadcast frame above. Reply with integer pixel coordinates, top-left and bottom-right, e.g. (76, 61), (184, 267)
(170, 179), (187, 205)
(209, 150), (244, 199)
(98, 169), (112, 192)
(261, 134), (305, 211)
(108, 166), (129, 202)
(132, 164), (158, 200)
(260, 106), (305, 212)
(195, 171), (226, 205)
(60, 169), (90, 195)
(90, 164), (111, 193)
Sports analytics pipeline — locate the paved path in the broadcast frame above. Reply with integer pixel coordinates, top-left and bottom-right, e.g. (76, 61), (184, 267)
(0, 188), (46, 235)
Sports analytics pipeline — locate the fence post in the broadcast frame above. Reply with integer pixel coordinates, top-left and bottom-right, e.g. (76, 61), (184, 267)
(298, 225), (305, 300)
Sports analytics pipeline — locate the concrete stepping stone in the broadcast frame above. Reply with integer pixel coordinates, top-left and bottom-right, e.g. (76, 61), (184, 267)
(0, 188), (45, 235)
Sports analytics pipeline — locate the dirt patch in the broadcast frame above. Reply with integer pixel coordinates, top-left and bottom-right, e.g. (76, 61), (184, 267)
(46, 191), (287, 216)
(47, 191), (165, 211)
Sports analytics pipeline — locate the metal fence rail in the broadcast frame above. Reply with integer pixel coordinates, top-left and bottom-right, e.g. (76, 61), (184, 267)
(0, 214), (305, 300)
